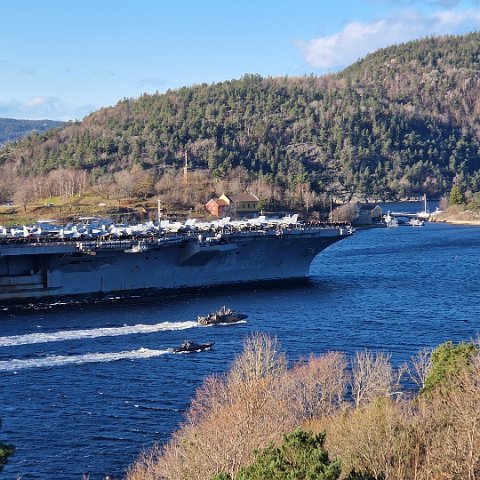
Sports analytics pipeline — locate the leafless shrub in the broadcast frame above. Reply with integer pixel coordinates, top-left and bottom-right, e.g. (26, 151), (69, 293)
(417, 358), (480, 480)
(326, 399), (418, 480)
(286, 352), (348, 421)
(125, 443), (163, 480)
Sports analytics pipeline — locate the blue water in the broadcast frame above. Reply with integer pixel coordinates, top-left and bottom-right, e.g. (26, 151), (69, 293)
(1, 209), (479, 479)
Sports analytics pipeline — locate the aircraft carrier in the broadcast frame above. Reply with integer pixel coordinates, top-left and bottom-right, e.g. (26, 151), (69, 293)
(0, 217), (353, 303)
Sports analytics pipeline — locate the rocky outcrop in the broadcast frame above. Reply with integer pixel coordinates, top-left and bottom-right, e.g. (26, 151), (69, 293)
(430, 210), (480, 226)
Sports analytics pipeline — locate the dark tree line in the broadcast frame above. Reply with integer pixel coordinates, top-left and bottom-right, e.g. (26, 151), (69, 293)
(0, 118), (64, 145)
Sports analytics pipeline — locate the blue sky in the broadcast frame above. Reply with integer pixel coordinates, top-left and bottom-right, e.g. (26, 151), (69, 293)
(1, 0), (479, 121)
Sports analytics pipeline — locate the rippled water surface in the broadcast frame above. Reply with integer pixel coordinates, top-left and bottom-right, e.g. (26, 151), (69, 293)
(1, 213), (479, 479)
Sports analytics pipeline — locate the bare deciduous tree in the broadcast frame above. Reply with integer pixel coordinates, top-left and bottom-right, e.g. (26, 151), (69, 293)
(287, 352), (348, 421)
(48, 168), (89, 200)
(13, 178), (36, 213)
(403, 347), (433, 391)
(326, 399), (417, 480)
(351, 350), (395, 407)
(0, 166), (16, 202)
(329, 203), (357, 223)
(419, 357), (480, 480)
(229, 332), (287, 387)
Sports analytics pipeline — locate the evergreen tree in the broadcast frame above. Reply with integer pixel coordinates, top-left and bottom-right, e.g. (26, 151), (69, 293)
(422, 340), (478, 394)
(235, 429), (341, 480)
(0, 420), (14, 472)
(449, 184), (465, 205)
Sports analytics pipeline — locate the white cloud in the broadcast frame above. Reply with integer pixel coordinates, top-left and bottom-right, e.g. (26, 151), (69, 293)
(26, 96), (52, 107)
(0, 96), (97, 121)
(297, 8), (480, 71)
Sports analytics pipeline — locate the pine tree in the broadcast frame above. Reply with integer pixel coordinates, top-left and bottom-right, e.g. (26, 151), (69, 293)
(449, 185), (465, 205)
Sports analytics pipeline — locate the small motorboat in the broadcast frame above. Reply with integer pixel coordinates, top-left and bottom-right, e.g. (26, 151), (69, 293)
(408, 217), (424, 227)
(384, 213), (399, 228)
(197, 306), (248, 325)
(172, 340), (214, 353)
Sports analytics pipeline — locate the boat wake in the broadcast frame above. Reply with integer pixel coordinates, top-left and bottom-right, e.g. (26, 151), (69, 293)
(0, 347), (170, 371)
(0, 321), (199, 347)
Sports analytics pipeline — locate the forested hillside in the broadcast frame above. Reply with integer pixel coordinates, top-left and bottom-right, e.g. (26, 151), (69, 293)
(0, 118), (64, 146)
(1, 32), (480, 211)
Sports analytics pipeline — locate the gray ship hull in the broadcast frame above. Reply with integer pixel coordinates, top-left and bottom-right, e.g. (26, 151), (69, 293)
(0, 227), (351, 302)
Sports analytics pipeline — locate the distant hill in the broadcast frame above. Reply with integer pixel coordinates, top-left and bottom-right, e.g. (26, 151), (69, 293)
(1, 32), (480, 204)
(0, 118), (64, 145)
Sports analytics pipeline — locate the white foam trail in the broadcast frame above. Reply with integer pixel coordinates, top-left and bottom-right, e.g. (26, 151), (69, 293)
(0, 348), (170, 371)
(0, 321), (198, 347)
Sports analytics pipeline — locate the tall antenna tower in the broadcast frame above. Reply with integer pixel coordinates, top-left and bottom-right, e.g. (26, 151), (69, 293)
(183, 150), (188, 184)
(157, 199), (162, 228)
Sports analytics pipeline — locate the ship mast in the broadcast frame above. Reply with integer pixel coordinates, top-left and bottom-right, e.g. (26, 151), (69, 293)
(157, 199), (162, 229)
(183, 150), (188, 184)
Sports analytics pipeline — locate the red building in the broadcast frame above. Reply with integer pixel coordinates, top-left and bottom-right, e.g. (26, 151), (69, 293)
(205, 193), (259, 218)
(205, 197), (229, 217)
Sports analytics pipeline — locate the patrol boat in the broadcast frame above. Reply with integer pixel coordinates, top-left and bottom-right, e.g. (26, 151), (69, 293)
(198, 306), (247, 325)
(0, 216), (353, 303)
(172, 340), (215, 353)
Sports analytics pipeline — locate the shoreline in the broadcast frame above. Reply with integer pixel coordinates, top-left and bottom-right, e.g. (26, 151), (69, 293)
(430, 213), (480, 226)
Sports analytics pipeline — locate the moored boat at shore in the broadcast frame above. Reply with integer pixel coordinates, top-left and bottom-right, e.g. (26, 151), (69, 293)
(384, 213), (399, 227)
(417, 194), (431, 220)
(408, 217), (424, 227)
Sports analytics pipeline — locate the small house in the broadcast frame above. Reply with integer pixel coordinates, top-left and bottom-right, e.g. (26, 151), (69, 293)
(205, 193), (259, 218)
(355, 204), (383, 225)
(205, 198), (229, 217)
